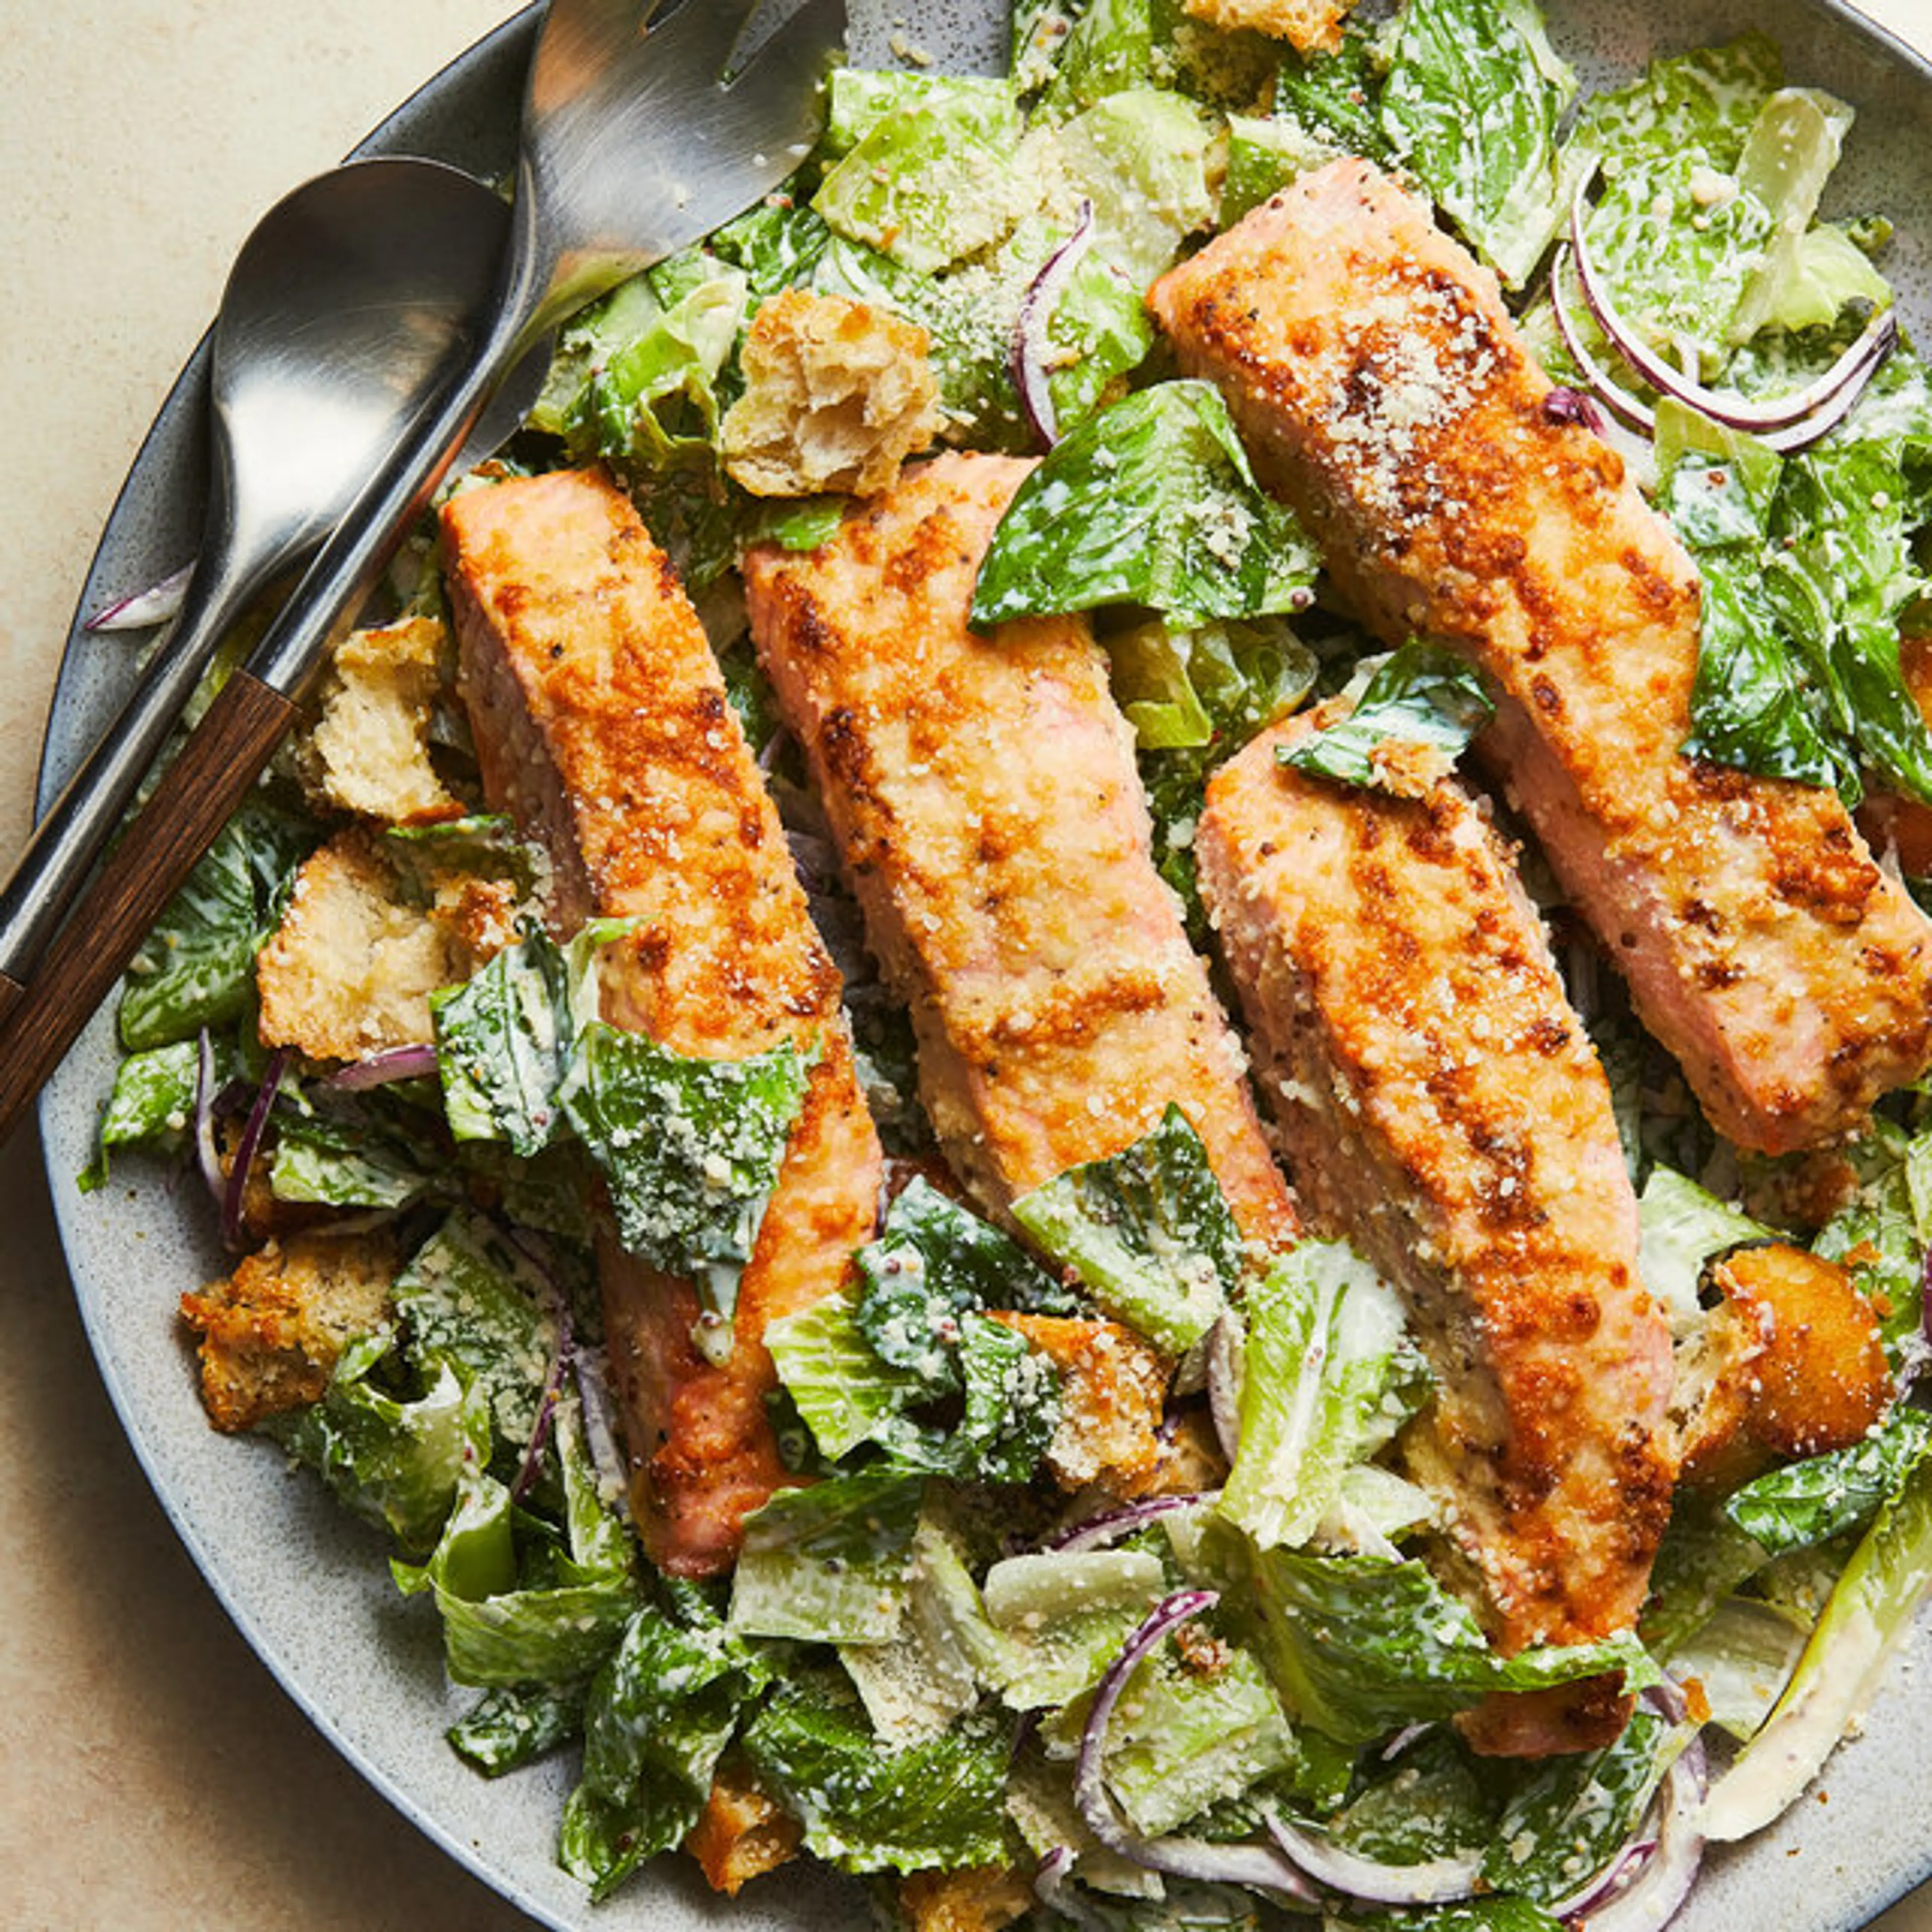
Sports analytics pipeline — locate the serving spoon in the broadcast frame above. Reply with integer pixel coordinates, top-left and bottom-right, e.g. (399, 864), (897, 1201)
(0, 156), (522, 1024)
(0, 0), (842, 1142)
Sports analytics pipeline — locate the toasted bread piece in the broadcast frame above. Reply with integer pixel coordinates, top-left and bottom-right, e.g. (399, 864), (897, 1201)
(180, 1229), (397, 1432)
(295, 612), (456, 823)
(987, 1312), (1168, 1495)
(897, 1865), (1034, 1932)
(1180, 0), (1351, 55)
(685, 1762), (802, 1896)
(723, 290), (941, 499)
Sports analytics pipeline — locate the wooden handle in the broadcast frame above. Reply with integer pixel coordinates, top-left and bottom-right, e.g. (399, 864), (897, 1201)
(0, 971), (22, 1032)
(0, 670), (297, 1145)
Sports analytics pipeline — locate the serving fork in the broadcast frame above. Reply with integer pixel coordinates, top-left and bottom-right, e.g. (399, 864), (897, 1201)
(0, 0), (843, 1141)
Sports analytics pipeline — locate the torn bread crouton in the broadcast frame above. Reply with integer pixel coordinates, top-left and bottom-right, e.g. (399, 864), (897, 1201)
(722, 290), (941, 499)
(257, 829), (513, 1059)
(1179, 0), (1352, 55)
(898, 1866), (1034, 1932)
(685, 1761), (802, 1896)
(1672, 1242), (1893, 1490)
(987, 1312), (1168, 1495)
(179, 1228), (398, 1432)
(294, 613), (456, 823)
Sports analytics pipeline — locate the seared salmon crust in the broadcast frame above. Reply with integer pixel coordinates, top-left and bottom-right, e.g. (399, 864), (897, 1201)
(743, 451), (1298, 1255)
(1150, 156), (1932, 1156)
(442, 467), (882, 1577)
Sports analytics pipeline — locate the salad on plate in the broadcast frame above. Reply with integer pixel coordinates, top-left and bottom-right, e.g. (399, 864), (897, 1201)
(76, 1), (1932, 1928)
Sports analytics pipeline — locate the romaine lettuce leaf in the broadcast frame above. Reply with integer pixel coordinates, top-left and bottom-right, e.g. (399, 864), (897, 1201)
(1273, 24), (1392, 164)
(1479, 1707), (1680, 1904)
(1220, 1241), (1423, 1552)
(1050, 89), (1216, 289)
(1723, 1406), (1932, 1557)
(741, 1672), (1012, 1872)
(1636, 1165), (1773, 1336)
(824, 68), (1022, 157)
(1217, 1528), (1658, 1745)
(856, 1176), (1072, 1395)
(1012, 1102), (1243, 1354)
(729, 1470), (924, 1644)
(1378, 0), (1580, 288)
(1323, 1726), (1495, 1865)
(391, 1400), (637, 1688)
(972, 382), (1317, 632)
(448, 1682), (584, 1777)
(561, 1021), (811, 1332)
(1102, 1641), (1299, 1838)
(1275, 642), (1495, 793)
(559, 1596), (765, 1900)
(118, 799), (315, 1052)
(1812, 1118), (1932, 1369)
(707, 196), (832, 302)
(1667, 1596), (1808, 1741)
(83, 1038), (200, 1188)
(985, 1547), (1164, 1710)
(270, 1332), (489, 1553)
(1702, 1444), (1932, 1839)
(267, 1106), (431, 1211)
(391, 1211), (560, 1449)
(1573, 33), (1782, 175)
(765, 1287), (930, 1462)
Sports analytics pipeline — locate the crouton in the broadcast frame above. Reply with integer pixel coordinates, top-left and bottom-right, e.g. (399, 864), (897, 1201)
(986, 1312), (1168, 1495)
(256, 830), (511, 1060)
(721, 290), (941, 499)
(1179, 0), (1352, 55)
(1673, 1242), (1893, 1490)
(897, 1865), (1034, 1932)
(685, 1761), (802, 1896)
(179, 1228), (398, 1431)
(294, 613), (456, 823)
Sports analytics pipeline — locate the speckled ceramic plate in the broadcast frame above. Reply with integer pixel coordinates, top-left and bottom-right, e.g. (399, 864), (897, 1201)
(37, 3), (1932, 1927)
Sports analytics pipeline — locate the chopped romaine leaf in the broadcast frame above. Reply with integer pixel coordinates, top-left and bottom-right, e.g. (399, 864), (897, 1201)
(1276, 641), (1495, 793)
(765, 1286), (930, 1461)
(449, 1682), (584, 1777)
(741, 1672), (1012, 1873)
(1636, 1166), (1773, 1336)
(974, 384), (1321, 633)
(1378, 0), (1581, 288)
(1668, 1596), (1808, 1741)
(84, 1038), (201, 1188)
(561, 1021), (812, 1330)
(1220, 1240), (1424, 1552)
(1050, 89), (1216, 288)
(729, 1471), (924, 1644)
(1012, 1102), (1243, 1354)
(1724, 1406), (1932, 1556)
(824, 68), (1022, 156)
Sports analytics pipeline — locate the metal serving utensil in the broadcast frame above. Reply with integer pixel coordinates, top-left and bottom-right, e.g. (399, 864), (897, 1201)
(0, 0), (843, 1141)
(0, 157), (521, 1026)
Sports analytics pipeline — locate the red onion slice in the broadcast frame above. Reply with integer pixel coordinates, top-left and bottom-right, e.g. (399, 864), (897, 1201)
(193, 1031), (225, 1210)
(1264, 1810), (1482, 1906)
(1033, 1847), (1114, 1931)
(1073, 1589), (1319, 1903)
(1550, 256), (1658, 435)
(327, 1043), (441, 1091)
(87, 561), (194, 633)
(572, 1344), (632, 1520)
(220, 1047), (291, 1250)
(1012, 200), (1097, 449)
(1566, 185), (1895, 453)
(510, 1270), (575, 1507)
(1044, 1492), (1212, 1554)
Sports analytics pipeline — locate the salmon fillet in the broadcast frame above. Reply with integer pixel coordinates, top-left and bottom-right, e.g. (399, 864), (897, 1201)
(1150, 157), (1932, 1156)
(1198, 706), (1674, 1751)
(742, 451), (1296, 1256)
(442, 467), (881, 1576)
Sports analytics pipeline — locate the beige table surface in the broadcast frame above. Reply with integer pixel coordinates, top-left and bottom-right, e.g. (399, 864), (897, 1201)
(6, 3), (1932, 1928)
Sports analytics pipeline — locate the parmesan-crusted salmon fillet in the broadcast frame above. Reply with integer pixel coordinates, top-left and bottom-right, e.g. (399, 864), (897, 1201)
(442, 467), (881, 1577)
(742, 451), (1296, 1256)
(1198, 706), (1674, 1753)
(1150, 157), (1932, 1156)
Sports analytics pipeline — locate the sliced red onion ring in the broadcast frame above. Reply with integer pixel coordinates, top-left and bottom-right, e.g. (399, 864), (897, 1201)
(327, 1043), (440, 1091)
(1542, 385), (1607, 434)
(193, 1030), (225, 1210)
(1044, 1492), (1211, 1554)
(1073, 1589), (1318, 1904)
(220, 1047), (291, 1250)
(1012, 199), (1096, 449)
(86, 561), (193, 632)
(1264, 1810), (1482, 1906)
(1567, 185), (1895, 448)
(1034, 1846), (1115, 1932)
(1549, 256), (1657, 436)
